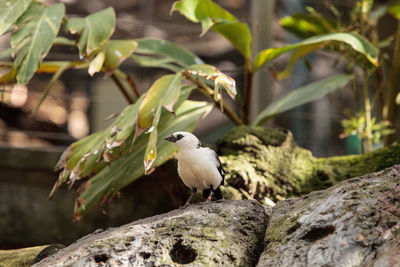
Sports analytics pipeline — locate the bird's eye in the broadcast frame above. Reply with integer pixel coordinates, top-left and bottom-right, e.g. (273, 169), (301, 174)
(176, 134), (184, 140)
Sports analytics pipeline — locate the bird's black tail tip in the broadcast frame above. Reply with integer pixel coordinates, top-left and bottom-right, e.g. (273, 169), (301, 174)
(213, 187), (223, 200)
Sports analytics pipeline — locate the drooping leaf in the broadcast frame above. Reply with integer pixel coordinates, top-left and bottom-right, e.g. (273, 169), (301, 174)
(104, 40), (137, 72)
(75, 100), (212, 217)
(253, 32), (379, 72)
(11, 2), (65, 84)
(186, 64), (237, 100)
(0, 0), (32, 36)
(132, 38), (203, 71)
(88, 50), (105, 76)
(143, 105), (162, 173)
(254, 74), (354, 125)
(137, 73), (183, 130)
(172, 0), (252, 58)
(51, 83), (210, 217)
(65, 7), (115, 57)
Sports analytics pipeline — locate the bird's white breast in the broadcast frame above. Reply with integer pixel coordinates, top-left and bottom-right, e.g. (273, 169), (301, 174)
(177, 147), (222, 191)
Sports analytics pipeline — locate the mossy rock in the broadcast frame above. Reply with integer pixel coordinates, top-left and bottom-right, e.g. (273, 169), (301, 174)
(218, 126), (400, 204)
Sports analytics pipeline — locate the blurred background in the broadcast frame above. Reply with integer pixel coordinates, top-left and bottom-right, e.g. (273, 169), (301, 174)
(0, 0), (397, 249)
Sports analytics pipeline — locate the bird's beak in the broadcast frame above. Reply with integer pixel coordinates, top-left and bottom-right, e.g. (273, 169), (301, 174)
(164, 135), (177, 143)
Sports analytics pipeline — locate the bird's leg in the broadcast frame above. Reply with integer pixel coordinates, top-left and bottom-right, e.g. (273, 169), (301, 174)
(206, 185), (214, 202)
(182, 188), (197, 208)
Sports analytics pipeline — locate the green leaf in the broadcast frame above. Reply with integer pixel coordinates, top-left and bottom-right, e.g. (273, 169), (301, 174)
(65, 7), (115, 57)
(75, 100), (212, 217)
(0, 0), (32, 36)
(138, 73), (183, 129)
(253, 32), (379, 72)
(11, 2), (65, 84)
(277, 42), (324, 79)
(280, 13), (335, 39)
(389, 1), (400, 20)
(132, 38), (203, 71)
(143, 105), (162, 173)
(104, 40), (137, 72)
(172, 0), (252, 58)
(254, 74), (354, 125)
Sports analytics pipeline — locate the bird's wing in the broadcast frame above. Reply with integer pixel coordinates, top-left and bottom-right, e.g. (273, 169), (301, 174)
(202, 146), (225, 184)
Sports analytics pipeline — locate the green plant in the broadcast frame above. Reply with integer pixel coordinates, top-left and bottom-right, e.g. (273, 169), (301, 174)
(274, 0), (400, 152)
(0, 0), (379, 218)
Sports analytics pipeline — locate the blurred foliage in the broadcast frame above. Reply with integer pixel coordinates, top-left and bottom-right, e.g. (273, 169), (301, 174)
(275, 0), (400, 153)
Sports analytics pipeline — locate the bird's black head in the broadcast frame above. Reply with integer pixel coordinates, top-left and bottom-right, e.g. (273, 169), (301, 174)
(164, 133), (185, 143)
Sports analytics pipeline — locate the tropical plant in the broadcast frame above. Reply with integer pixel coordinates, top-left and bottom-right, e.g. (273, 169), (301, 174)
(0, 0), (379, 218)
(275, 0), (400, 152)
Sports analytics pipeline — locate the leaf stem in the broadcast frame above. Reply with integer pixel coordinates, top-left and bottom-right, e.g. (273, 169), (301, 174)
(242, 58), (253, 124)
(114, 69), (141, 98)
(384, 22), (400, 145)
(111, 72), (135, 104)
(362, 68), (372, 153)
(183, 71), (244, 125)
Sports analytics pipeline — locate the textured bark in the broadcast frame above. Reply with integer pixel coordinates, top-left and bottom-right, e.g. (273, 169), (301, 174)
(33, 200), (269, 267)
(218, 126), (400, 204)
(258, 165), (400, 267)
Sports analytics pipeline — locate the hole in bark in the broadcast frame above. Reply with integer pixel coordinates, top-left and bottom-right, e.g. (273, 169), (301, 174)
(287, 222), (301, 235)
(301, 225), (335, 242)
(317, 170), (329, 181)
(94, 254), (109, 263)
(170, 239), (197, 264)
(139, 252), (151, 259)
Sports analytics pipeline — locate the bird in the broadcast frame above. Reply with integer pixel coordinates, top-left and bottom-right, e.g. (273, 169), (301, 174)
(164, 131), (224, 207)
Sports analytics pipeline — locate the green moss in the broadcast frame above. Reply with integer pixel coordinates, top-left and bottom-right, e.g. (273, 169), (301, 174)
(217, 126), (400, 203)
(0, 245), (49, 267)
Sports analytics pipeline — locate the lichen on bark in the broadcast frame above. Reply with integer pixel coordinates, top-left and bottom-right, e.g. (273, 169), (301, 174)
(258, 165), (400, 266)
(33, 200), (270, 267)
(218, 126), (400, 204)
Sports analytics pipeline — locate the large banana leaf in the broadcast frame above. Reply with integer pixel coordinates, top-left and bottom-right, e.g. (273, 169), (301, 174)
(0, 0), (32, 36)
(132, 38), (203, 71)
(65, 7), (115, 57)
(253, 32), (379, 72)
(254, 74), (354, 125)
(171, 0), (252, 58)
(11, 2), (65, 84)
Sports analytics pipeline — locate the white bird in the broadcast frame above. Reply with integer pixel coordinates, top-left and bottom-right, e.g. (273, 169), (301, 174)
(164, 131), (224, 207)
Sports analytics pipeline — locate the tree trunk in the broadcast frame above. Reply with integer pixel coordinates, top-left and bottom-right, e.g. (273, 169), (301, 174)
(33, 200), (269, 266)
(258, 164), (400, 266)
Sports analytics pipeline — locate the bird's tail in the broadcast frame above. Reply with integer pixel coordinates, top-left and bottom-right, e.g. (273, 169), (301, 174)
(213, 187), (224, 200)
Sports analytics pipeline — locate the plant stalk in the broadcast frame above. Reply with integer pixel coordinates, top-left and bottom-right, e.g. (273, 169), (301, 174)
(242, 58), (253, 124)
(383, 22), (400, 145)
(111, 72), (135, 104)
(183, 71), (244, 125)
(362, 68), (372, 153)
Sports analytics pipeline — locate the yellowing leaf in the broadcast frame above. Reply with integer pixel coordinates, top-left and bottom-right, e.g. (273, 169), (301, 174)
(11, 2), (65, 84)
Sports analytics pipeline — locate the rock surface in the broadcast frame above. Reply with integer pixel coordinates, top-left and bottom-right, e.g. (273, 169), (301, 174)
(33, 200), (269, 266)
(258, 164), (400, 267)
